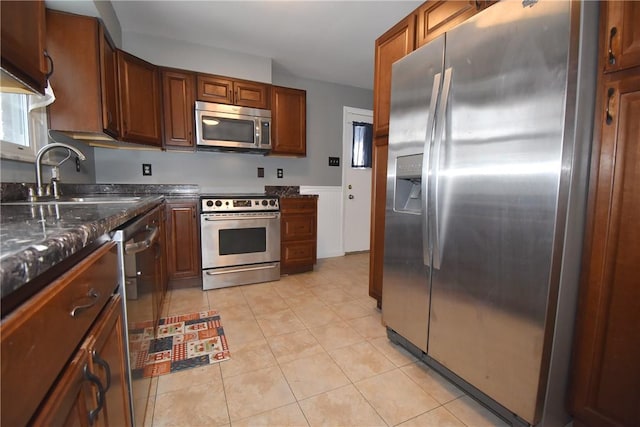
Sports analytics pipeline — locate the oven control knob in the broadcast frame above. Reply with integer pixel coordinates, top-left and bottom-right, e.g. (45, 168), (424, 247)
(215, 200), (222, 207)
(269, 200), (276, 206)
(262, 200), (268, 206)
(206, 200), (214, 207)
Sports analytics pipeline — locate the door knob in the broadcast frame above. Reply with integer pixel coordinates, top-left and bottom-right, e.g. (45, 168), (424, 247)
(349, 195), (354, 200)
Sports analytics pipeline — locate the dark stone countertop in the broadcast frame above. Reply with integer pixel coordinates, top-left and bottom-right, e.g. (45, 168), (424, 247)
(265, 186), (318, 198)
(0, 196), (164, 301)
(0, 184), (200, 310)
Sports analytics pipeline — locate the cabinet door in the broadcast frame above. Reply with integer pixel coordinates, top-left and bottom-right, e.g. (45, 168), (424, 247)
(0, 0), (47, 93)
(415, 1), (480, 48)
(117, 50), (162, 146)
(374, 15), (416, 137)
(46, 10), (105, 134)
(197, 74), (234, 104)
(233, 80), (270, 109)
(368, 139), (388, 308)
(31, 350), (93, 427)
(84, 296), (132, 427)
(570, 72), (640, 427)
(603, 1), (640, 73)
(162, 69), (195, 150)
(271, 86), (307, 156)
(165, 200), (201, 281)
(100, 28), (120, 137)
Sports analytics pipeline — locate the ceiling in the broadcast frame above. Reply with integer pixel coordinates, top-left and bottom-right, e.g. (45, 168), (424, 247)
(108, 1), (422, 90)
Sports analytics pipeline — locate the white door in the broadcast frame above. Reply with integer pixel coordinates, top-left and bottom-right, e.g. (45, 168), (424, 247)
(342, 107), (373, 253)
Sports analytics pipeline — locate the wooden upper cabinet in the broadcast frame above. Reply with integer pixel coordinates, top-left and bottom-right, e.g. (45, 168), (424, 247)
(117, 50), (162, 146)
(270, 86), (307, 156)
(197, 74), (233, 104)
(46, 10), (120, 138)
(197, 74), (270, 109)
(416, 1), (480, 48)
(0, 0), (47, 94)
(100, 28), (120, 137)
(373, 14), (416, 138)
(603, 1), (640, 73)
(161, 68), (195, 150)
(235, 80), (270, 109)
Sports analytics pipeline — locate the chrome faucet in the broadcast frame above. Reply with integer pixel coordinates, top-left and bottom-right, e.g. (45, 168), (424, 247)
(35, 143), (86, 198)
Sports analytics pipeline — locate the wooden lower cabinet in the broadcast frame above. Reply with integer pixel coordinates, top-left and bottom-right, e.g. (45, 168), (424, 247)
(369, 140), (388, 308)
(34, 296), (131, 427)
(0, 241), (132, 426)
(569, 70), (640, 427)
(165, 199), (201, 287)
(280, 197), (317, 274)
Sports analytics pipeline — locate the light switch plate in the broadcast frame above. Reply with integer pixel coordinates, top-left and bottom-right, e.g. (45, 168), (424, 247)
(277, 168), (283, 178)
(142, 164), (152, 176)
(329, 157), (340, 167)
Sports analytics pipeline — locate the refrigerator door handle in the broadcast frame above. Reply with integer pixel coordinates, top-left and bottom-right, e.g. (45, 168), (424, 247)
(432, 67), (453, 270)
(422, 72), (443, 267)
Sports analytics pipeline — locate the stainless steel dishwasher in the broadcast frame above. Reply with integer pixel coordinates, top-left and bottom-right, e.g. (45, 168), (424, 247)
(113, 203), (164, 426)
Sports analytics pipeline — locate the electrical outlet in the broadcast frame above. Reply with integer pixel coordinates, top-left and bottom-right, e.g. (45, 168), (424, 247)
(257, 167), (264, 178)
(142, 164), (152, 176)
(329, 157), (340, 167)
(277, 168), (284, 179)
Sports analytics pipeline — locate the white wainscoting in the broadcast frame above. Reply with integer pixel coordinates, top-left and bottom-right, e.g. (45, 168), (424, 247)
(299, 186), (345, 259)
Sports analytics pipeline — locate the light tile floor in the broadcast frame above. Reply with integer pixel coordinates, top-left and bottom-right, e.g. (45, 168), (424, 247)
(144, 253), (508, 427)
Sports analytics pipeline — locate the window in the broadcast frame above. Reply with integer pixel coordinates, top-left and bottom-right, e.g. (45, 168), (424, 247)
(0, 91), (49, 162)
(351, 121), (372, 168)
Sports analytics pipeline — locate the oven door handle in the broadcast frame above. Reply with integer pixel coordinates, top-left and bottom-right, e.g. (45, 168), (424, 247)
(205, 264), (279, 275)
(203, 214), (279, 221)
(125, 226), (159, 255)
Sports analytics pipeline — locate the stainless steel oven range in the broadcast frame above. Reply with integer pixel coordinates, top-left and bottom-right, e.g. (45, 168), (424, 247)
(200, 195), (280, 290)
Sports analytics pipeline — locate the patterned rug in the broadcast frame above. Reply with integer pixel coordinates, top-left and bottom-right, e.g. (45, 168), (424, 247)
(128, 310), (230, 379)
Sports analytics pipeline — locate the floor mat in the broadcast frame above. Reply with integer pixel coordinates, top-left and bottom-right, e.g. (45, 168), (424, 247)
(128, 310), (230, 379)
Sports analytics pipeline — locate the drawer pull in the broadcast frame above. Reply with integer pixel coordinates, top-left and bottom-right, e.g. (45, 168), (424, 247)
(92, 351), (111, 391)
(83, 364), (105, 425)
(70, 289), (100, 317)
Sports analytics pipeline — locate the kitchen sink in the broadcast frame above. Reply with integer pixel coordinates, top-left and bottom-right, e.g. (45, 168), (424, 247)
(2, 196), (144, 205)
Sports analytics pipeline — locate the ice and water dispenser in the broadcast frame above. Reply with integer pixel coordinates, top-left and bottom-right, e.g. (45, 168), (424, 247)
(394, 154), (423, 213)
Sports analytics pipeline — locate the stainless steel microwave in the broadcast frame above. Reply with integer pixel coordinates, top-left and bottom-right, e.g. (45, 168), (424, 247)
(195, 101), (271, 154)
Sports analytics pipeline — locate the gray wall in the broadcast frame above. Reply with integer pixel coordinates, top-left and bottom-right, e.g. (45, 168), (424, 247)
(0, 137), (96, 184)
(94, 66), (372, 193)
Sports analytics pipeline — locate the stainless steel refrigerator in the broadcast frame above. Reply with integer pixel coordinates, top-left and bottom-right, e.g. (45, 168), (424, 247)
(382, 1), (597, 425)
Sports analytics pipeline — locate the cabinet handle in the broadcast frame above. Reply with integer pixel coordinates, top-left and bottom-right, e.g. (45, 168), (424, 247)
(605, 87), (615, 125)
(608, 27), (617, 65)
(92, 351), (111, 391)
(475, 0), (482, 9)
(70, 289), (100, 317)
(44, 50), (54, 80)
(83, 364), (105, 425)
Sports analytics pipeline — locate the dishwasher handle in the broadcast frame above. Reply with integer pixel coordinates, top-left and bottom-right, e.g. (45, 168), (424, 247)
(125, 226), (159, 255)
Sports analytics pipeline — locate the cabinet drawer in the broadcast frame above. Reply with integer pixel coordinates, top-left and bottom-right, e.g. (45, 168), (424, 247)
(282, 215), (316, 241)
(280, 197), (317, 214)
(0, 241), (118, 427)
(282, 241), (316, 264)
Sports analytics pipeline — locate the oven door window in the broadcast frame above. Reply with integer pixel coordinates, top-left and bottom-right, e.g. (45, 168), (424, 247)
(202, 115), (255, 143)
(219, 228), (266, 255)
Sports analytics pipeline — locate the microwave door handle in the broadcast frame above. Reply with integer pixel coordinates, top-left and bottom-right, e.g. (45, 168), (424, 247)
(256, 119), (261, 147)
